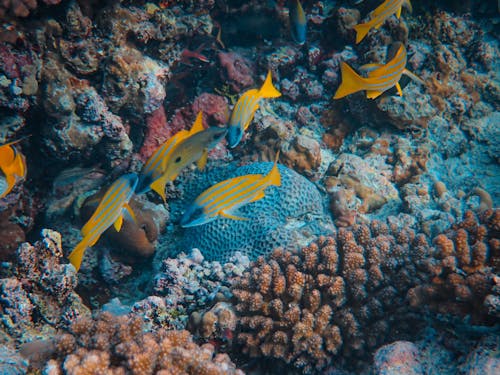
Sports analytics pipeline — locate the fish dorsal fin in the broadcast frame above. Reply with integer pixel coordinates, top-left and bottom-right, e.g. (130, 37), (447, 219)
(150, 175), (168, 204)
(189, 112), (205, 135)
(113, 215), (123, 232)
(197, 148), (208, 170)
(220, 210), (248, 221)
(258, 70), (281, 98)
(267, 152), (281, 187)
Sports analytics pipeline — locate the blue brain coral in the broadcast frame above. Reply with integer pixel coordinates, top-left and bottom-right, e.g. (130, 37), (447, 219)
(170, 162), (334, 262)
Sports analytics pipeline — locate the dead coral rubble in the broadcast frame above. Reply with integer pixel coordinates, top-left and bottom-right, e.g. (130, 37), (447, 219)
(41, 312), (244, 375)
(232, 210), (499, 373)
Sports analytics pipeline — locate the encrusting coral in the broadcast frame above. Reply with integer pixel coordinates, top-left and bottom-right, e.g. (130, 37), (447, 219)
(232, 210), (499, 373)
(0, 229), (89, 347)
(38, 311), (244, 375)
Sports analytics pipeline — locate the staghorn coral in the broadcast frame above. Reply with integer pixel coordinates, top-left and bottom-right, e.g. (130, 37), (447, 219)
(172, 162), (333, 262)
(232, 211), (499, 373)
(39, 311), (244, 375)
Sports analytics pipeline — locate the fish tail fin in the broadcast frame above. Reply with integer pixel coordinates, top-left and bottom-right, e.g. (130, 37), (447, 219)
(353, 22), (371, 44)
(68, 238), (91, 272)
(333, 62), (365, 99)
(259, 70), (281, 98)
(150, 175), (168, 204)
(404, 0), (413, 13)
(189, 112), (205, 135)
(267, 151), (281, 187)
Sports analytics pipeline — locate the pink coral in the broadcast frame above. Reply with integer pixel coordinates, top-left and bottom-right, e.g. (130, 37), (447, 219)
(138, 106), (169, 162)
(192, 93), (229, 126)
(218, 52), (255, 92)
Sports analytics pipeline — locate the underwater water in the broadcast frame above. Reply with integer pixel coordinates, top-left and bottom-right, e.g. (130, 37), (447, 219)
(0, 0), (499, 374)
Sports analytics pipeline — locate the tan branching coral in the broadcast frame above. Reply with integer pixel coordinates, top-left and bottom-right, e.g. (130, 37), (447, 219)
(40, 312), (244, 375)
(408, 209), (500, 322)
(232, 211), (499, 373)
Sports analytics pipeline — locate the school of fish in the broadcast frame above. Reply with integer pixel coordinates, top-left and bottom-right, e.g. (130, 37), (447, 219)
(0, 1), (427, 271)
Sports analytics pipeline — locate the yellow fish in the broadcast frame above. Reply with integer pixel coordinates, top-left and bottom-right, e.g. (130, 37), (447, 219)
(333, 42), (423, 100)
(227, 70), (281, 148)
(0, 138), (27, 199)
(150, 123), (227, 202)
(180, 153), (281, 227)
(354, 0), (412, 44)
(136, 112), (205, 194)
(68, 173), (138, 271)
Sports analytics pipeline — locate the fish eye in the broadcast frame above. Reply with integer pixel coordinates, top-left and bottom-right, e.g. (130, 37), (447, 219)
(175, 156), (182, 163)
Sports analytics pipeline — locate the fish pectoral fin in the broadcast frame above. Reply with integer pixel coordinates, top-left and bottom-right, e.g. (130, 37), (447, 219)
(396, 7), (402, 18)
(220, 210), (248, 221)
(123, 203), (137, 223)
(402, 69), (425, 85)
(150, 176), (168, 204)
(396, 83), (403, 96)
(197, 149), (208, 170)
(113, 215), (123, 232)
(366, 90), (384, 99)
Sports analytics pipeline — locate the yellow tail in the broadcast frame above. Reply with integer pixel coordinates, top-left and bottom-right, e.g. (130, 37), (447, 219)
(333, 62), (366, 99)
(150, 174), (168, 203)
(68, 238), (90, 272)
(267, 151), (281, 187)
(353, 22), (372, 44)
(258, 70), (281, 98)
(189, 112), (205, 135)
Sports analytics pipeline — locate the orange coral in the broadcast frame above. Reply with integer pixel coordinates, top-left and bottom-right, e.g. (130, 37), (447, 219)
(36, 312), (243, 375)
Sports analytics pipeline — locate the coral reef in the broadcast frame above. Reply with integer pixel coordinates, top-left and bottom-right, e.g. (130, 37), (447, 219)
(0, 0), (61, 18)
(171, 162), (333, 262)
(373, 341), (424, 375)
(37, 311), (243, 375)
(408, 209), (499, 322)
(0, 229), (89, 347)
(137, 249), (248, 330)
(232, 211), (499, 373)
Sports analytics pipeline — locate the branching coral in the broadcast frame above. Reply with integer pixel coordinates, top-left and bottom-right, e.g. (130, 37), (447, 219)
(232, 211), (499, 373)
(40, 312), (244, 375)
(408, 209), (499, 322)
